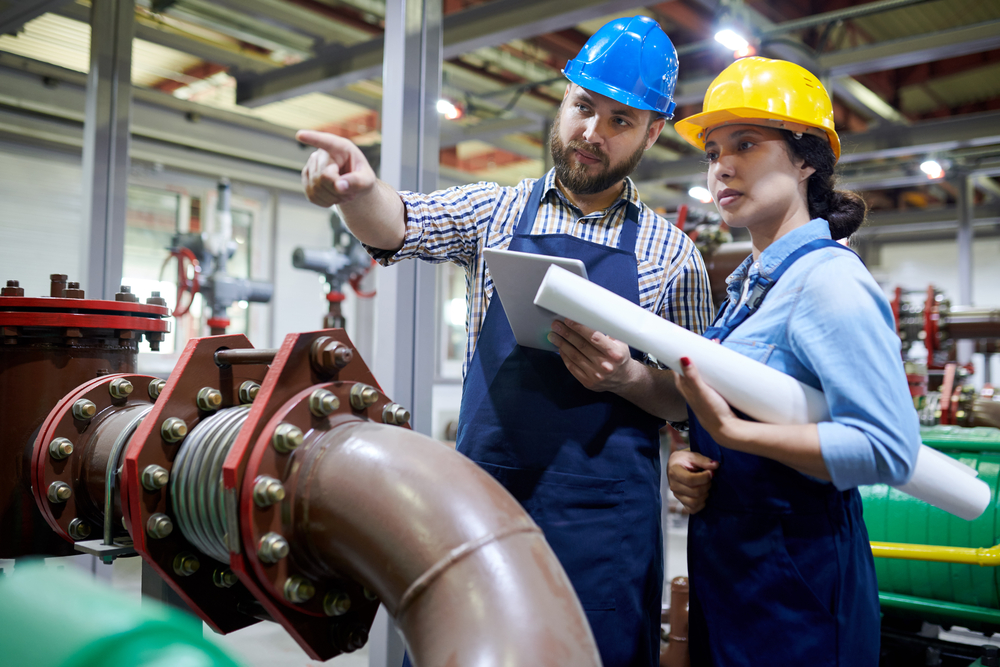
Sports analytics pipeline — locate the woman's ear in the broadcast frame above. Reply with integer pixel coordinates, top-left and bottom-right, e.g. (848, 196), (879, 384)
(799, 160), (816, 182)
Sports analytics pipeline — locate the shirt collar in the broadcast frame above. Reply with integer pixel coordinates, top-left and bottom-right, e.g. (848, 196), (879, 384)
(542, 168), (637, 214)
(724, 218), (833, 302)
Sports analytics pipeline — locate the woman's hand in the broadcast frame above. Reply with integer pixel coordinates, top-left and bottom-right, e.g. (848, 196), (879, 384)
(667, 449), (718, 514)
(672, 356), (742, 448)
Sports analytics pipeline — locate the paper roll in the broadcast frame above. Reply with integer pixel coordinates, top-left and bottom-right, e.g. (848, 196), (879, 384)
(534, 265), (991, 521)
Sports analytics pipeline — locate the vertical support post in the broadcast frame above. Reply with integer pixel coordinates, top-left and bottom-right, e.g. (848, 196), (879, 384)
(370, 1), (441, 665)
(82, 0), (134, 300)
(955, 172), (974, 365)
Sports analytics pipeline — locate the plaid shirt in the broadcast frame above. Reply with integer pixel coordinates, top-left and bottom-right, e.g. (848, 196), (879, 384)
(369, 168), (714, 376)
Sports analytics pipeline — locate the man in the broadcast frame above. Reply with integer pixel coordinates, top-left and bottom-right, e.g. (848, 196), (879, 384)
(299, 15), (713, 667)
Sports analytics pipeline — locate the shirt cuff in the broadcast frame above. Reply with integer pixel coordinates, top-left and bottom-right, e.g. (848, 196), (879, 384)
(817, 421), (879, 490)
(360, 195), (424, 266)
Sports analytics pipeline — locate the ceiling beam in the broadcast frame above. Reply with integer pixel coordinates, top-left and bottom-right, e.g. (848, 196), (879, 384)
(0, 0), (72, 35)
(235, 0), (646, 107)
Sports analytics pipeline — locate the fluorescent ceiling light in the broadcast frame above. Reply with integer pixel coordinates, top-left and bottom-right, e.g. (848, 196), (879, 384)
(920, 160), (944, 180)
(437, 98), (462, 121)
(714, 29), (749, 52)
(689, 186), (713, 204)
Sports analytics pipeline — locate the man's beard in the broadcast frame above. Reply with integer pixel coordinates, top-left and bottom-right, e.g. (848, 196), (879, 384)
(549, 113), (647, 196)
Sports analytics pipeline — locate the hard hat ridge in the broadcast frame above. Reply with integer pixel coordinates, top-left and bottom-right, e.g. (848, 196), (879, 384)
(563, 15), (679, 118)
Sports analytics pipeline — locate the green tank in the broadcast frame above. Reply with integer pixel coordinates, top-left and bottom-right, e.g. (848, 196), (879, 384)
(861, 426), (1000, 630)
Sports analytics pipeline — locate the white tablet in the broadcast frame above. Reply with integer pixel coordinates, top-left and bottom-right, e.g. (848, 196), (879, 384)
(483, 247), (588, 352)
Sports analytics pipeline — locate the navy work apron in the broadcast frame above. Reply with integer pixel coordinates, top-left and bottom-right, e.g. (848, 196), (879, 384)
(686, 239), (880, 666)
(457, 179), (664, 667)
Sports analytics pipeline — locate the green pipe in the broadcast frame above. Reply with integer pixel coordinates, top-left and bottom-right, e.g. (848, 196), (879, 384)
(880, 591), (1000, 626)
(920, 426), (1000, 452)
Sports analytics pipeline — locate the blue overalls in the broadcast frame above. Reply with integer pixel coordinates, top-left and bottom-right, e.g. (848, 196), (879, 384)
(457, 179), (664, 667)
(686, 239), (881, 666)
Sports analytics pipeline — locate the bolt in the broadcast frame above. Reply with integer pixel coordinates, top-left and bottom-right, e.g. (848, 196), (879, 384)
(258, 532), (290, 564)
(284, 576), (315, 604)
(161, 417), (187, 443)
(72, 399), (97, 421)
(63, 282), (85, 299)
(363, 587), (378, 601)
(349, 384), (379, 411)
(68, 518), (91, 541)
(309, 388), (340, 417)
(142, 465), (169, 491)
(148, 378), (166, 401)
(173, 552), (200, 577)
(146, 513), (173, 539)
(1, 280), (23, 297)
(146, 291), (167, 307)
(47, 481), (72, 503)
(49, 437), (74, 460)
(213, 568), (238, 588)
(197, 387), (223, 411)
(115, 286), (138, 303)
(6, 280), (17, 286)
(272, 423), (303, 454)
(253, 476), (286, 508)
(312, 336), (354, 373)
(382, 403), (410, 426)
(323, 591), (352, 616)
(109, 377), (133, 399)
(239, 381), (261, 404)
(333, 625), (369, 653)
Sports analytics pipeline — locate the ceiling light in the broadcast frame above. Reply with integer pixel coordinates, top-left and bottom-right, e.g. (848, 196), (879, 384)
(920, 160), (944, 180)
(437, 98), (463, 121)
(714, 28), (749, 52)
(689, 186), (713, 204)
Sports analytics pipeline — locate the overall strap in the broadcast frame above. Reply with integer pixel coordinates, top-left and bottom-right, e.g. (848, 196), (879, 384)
(513, 178), (547, 236)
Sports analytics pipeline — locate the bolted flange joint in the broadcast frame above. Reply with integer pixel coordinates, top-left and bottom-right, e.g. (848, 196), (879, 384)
(349, 384), (379, 411)
(309, 388), (339, 417)
(161, 417), (188, 443)
(382, 403), (411, 426)
(253, 476), (286, 508)
(258, 532), (290, 564)
(72, 399), (97, 421)
(146, 513), (174, 539)
(49, 437), (74, 460)
(272, 423), (303, 454)
(148, 378), (166, 401)
(109, 377), (134, 399)
(197, 387), (223, 411)
(284, 576), (315, 604)
(142, 464), (170, 491)
(239, 381), (261, 404)
(47, 481), (72, 503)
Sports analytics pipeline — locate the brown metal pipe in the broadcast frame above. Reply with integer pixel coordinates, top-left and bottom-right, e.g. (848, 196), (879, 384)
(662, 577), (690, 667)
(214, 348), (278, 366)
(295, 420), (602, 667)
(943, 308), (1000, 340)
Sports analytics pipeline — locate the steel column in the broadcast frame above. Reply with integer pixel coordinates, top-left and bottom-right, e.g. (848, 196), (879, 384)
(956, 172), (975, 366)
(81, 0), (134, 300)
(370, 1), (441, 663)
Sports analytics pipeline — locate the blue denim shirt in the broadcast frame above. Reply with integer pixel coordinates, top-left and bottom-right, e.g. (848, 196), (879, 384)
(715, 218), (920, 490)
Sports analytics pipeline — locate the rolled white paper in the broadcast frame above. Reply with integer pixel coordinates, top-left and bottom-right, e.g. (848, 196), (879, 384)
(535, 265), (991, 521)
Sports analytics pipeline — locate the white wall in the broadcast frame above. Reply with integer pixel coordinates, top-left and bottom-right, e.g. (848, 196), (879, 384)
(872, 237), (1000, 307)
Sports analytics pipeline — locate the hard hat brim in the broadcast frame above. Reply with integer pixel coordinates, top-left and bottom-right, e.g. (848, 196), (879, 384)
(564, 70), (675, 119)
(676, 107), (841, 161)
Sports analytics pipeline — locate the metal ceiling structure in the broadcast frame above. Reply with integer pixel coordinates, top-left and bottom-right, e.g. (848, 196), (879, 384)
(1, 0), (999, 232)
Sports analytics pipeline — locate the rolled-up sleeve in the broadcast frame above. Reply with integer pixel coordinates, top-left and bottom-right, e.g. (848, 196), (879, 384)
(363, 181), (503, 269)
(787, 255), (920, 489)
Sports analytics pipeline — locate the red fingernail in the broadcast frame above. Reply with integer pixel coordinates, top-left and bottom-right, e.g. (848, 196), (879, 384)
(680, 357), (691, 367)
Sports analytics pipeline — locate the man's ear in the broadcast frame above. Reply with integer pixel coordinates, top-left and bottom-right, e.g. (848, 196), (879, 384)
(563, 83), (573, 100)
(646, 116), (666, 150)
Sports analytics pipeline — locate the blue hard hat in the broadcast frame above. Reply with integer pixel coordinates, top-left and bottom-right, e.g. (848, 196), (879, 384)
(563, 16), (679, 119)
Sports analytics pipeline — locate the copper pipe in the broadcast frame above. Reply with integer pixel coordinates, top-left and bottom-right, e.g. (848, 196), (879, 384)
(214, 348), (278, 366)
(662, 577), (690, 667)
(943, 307), (1000, 340)
(294, 419), (602, 667)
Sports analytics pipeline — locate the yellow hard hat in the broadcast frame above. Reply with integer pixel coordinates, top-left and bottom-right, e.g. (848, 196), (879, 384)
(674, 57), (841, 161)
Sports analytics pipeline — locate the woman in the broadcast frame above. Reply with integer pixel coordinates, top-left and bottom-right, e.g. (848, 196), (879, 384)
(666, 57), (920, 666)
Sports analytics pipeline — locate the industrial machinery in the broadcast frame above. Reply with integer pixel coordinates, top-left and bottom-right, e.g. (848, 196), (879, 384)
(0, 273), (601, 666)
(292, 210), (375, 330)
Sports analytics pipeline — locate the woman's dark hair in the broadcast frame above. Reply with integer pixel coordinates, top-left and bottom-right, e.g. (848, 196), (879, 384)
(780, 131), (867, 240)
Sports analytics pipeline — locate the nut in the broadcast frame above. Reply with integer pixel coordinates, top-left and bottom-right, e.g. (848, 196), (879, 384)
(239, 381), (261, 404)
(382, 403), (410, 425)
(253, 476), (286, 508)
(284, 576), (315, 604)
(323, 591), (352, 616)
(173, 552), (200, 577)
(49, 437), (74, 460)
(311, 336), (354, 373)
(349, 384), (379, 411)
(161, 417), (187, 443)
(47, 481), (72, 503)
(72, 399), (97, 421)
(363, 587), (378, 601)
(213, 568), (238, 588)
(197, 387), (223, 411)
(68, 518), (91, 541)
(272, 423), (303, 454)
(142, 465), (169, 491)
(309, 388), (339, 417)
(148, 378), (166, 401)
(109, 377), (133, 399)
(146, 513), (173, 539)
(258, 532), (290, 564)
